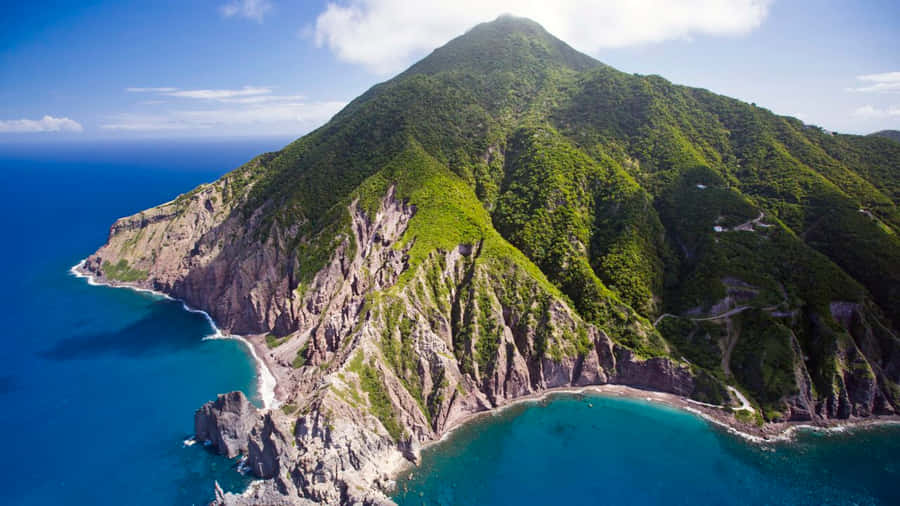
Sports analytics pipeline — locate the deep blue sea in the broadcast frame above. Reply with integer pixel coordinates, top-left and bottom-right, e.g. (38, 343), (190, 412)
(0, 139), (290, 505)
(2, 140), (898, 506)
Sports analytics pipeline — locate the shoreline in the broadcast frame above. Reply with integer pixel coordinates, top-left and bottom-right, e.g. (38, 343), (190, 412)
(397, 383), (900, 479)
(69, 261), (900, 498)
(69, 259), (278, 410)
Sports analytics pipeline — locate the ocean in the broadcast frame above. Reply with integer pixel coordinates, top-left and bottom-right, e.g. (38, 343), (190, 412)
(1, 140), (898, 506)
(0, 139), (289, 505)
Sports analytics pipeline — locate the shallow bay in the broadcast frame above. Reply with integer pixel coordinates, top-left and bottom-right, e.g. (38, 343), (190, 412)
(395, 394), (900, 506)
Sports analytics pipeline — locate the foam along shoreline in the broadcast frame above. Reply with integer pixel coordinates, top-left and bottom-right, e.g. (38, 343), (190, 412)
(69, 259), (278, 410)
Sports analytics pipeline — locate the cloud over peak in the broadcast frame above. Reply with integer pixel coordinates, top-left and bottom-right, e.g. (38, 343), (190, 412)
(0, 115), (83, 133)
(313, 0), (773, 74)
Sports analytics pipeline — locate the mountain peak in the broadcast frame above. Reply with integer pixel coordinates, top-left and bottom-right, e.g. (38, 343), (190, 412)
(473, 14), (552, 35)
(404, 15), (599, 77)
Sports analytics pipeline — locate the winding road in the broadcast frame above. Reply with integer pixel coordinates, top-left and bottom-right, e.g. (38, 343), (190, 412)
(727, 386), (754, 412)
(653, 305), (752, 327)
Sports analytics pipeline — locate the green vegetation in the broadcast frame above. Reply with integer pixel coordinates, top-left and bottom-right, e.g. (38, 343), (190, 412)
(378, 299), (430, 420)
(292, 341), (309, 369)
(348, 352), (404, 440)
(474, 291), (502, 376)
(734, 408), (764, 427)
(265, 334), (288, 348)
(729, 310), (799, 417)
(102, 259), (148, 282)
(868, 130), (900, 144)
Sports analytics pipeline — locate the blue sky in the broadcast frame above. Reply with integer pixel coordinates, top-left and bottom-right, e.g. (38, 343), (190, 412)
(1, 0), (898, 140)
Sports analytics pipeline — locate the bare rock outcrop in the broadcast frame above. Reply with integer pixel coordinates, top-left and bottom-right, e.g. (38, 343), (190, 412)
(195, 391), (259, 459)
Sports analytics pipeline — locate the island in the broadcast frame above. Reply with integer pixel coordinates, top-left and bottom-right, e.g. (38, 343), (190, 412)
(76, 15), (900, 505)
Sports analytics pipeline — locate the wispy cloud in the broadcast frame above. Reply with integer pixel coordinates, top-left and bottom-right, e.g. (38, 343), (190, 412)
(217, 94), (307, 104)
(0, 115), (83, 133)
(848, 72), (900, 93)
(220, 0), (272, 22)
(106, 86), (345, 134)
(166, 86), (272, 100)
(127, 86), (281, 101)
(101, 101), (346, 132)
(853, 105), (900, 118)
(312, 0), (773, 74)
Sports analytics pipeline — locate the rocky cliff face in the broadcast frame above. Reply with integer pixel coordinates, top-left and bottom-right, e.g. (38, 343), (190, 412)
(82, 158), (306, 336)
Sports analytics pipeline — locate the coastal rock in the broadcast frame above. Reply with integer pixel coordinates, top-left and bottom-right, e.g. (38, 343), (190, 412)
(195, 391), (259, 459)
(247, 412), (297, 480)
(611, 346), (694, 396)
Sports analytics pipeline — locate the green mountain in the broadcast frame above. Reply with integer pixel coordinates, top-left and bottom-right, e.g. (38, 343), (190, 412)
(81, 16), (900, 504)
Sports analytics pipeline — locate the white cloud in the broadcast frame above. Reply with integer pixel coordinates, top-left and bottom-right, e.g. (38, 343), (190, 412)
(0, 115), (83, 133)
(848, 72), (900, 93)
(312, 0), (773, 74)
(220, 0), (272, 22)
(853, 105), (900, 118)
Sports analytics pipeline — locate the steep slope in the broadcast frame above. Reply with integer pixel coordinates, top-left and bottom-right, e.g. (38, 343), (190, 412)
(79, 15), (900, 505)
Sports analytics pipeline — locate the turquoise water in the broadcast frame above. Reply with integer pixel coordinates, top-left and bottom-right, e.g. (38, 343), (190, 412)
(0, 140), (289, 505)
(395, 394), (900, 506)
